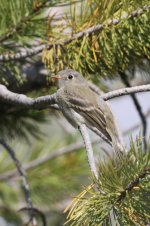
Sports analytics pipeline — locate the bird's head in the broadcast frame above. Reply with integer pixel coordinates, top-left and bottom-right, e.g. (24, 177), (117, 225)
(52, 69), (86, 88)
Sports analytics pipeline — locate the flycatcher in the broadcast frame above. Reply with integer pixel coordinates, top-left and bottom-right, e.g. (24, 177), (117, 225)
(52, 69), (122, 154)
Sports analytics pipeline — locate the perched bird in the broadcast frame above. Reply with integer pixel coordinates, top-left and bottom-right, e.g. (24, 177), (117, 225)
(52, 69), (122, 154)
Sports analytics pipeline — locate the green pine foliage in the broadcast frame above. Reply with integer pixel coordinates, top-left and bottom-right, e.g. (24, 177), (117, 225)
(66, 138), (150, 225)
(0, 0), (55, 44)
(0, 0), (49, 85)
(0, 106), (47, 140)
(0, 124), (89, 225)
(0, 0), (61, 139)
(43, 0), (150, 79)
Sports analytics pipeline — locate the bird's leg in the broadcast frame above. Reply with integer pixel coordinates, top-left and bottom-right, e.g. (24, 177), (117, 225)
(78, 124), (99, 180)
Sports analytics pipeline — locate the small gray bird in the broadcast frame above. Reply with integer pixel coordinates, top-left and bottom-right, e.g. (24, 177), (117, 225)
(52, 69), (122, 153)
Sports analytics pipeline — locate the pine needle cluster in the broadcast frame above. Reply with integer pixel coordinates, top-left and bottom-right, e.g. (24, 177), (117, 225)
(43, 0), (150, 79)
(66, 139), (150, 225)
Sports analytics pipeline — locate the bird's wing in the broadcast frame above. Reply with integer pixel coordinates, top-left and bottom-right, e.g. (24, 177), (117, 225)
(63, 85), (112, 142)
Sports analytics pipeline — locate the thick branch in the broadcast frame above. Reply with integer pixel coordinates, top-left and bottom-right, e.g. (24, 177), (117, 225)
(0, 84), (57, 108)
(0, 84), (150, 109)
(0, 4), (149, 62)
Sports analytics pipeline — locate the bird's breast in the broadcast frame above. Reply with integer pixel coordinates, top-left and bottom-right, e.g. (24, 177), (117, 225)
(56, 90), (85, 128)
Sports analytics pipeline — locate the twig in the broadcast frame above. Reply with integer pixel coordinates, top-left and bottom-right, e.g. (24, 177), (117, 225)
(0, 84), (150, 110)
(0, 4), (149, 62)
(79, 124), (98, 179)
(0, 138), (101, 181)
(19, 207), (47, 226)
(117, 168), (150, 202)
(120, 72), (147, 150)
(0, 139), (36, 225)
(101, 84), (150, 101)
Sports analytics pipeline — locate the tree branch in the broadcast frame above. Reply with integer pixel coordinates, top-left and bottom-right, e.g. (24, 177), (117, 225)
(0, 139), (36, 225)
(19, 207), (47, 226)
(101, 84), (150, 101)
(0, 4), (149, 62)
(0, 84), (150, 110)
(0, 84), (57, 108)
(117, 168), (150, 202)
(79, 124), (99, 180)
(0, 0), (50, 44)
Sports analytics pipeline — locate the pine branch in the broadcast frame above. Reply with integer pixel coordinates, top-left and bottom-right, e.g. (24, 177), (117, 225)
(0, 44), (48, 62)
(65, 139), (150, 225)
(0, 4), (149, 62)
(0, 0), (50, 43)
(0, 139), (36, 225)
(117, 167), (150, 202)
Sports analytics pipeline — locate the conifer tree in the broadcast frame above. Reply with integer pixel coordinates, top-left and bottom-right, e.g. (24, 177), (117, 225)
(0, 0), (149, 225)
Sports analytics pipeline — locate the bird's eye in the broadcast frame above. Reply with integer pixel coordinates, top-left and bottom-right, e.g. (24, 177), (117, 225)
(68, 74), (74, 80)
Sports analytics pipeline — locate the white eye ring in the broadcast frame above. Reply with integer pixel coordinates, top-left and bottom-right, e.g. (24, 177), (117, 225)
(68, 74), (74, 80)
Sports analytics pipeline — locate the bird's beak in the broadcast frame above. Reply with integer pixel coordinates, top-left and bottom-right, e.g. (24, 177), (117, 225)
(51, 75), (63, 81)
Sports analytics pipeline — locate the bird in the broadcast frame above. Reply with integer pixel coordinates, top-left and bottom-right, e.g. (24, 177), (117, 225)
(52, 68), (123, 154)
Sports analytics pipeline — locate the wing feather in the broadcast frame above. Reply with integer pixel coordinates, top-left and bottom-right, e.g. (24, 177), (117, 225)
(63, 84), (112, 142)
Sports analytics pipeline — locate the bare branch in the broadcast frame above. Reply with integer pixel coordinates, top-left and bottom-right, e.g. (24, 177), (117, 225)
(79, 124), (99, 180)
(0, 4), (149, 62)
(101, 84), (150, 101)
(0, 84), (57, 108)
(0, 139), (36, 225)
(19, 207), (47, 226)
